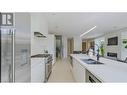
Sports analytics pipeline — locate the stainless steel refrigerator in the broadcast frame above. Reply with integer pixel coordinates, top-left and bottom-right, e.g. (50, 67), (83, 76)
(0, 13), (31, 82)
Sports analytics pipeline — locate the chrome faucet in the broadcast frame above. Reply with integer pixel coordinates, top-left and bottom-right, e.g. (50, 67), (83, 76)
(86, 44), (100, 61)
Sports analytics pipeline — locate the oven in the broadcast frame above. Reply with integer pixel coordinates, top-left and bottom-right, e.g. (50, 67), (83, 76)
(45, 55), (52, 82)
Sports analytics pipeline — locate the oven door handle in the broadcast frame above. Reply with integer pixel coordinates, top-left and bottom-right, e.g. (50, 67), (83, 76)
(89, 76), (96, 83)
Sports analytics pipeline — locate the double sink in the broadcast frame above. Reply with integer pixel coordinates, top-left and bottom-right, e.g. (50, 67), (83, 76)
(80, 58), (104, 64)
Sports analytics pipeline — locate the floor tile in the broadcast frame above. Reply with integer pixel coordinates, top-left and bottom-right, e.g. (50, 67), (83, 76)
(48, 58), (75, 82)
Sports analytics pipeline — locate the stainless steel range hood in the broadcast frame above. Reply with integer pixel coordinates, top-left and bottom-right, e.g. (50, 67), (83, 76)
(34, 32), (46, 38)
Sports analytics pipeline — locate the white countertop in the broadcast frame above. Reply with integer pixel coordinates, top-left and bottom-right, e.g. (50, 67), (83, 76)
(71, 54), (127, 82)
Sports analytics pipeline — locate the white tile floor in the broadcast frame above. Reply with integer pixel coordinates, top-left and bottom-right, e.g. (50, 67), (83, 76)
(48, 58), (75, 82)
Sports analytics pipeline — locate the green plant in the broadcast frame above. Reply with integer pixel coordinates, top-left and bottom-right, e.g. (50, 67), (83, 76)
(123, 39), (127, 49)
(125, 45), (127, 49)
(100, 43), (105, 57)
(123, 40), (127, 44)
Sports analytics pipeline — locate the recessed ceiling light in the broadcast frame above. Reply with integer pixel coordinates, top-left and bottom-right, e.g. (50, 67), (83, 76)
(80, 26), (97, 37)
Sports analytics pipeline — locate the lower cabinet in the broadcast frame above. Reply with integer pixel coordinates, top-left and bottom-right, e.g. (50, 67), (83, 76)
(72, 58), (86, 82)
(31, 58), (45, 82)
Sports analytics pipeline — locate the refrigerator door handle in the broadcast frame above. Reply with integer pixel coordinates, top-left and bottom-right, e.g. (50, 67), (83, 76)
(8, 64), (12, 82)
(11, 29), (15, 82)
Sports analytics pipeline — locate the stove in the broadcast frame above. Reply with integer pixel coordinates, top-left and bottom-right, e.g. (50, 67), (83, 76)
(31, 54), (51, 58)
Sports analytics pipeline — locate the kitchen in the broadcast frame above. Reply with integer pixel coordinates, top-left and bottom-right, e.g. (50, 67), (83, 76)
(0, 12), (127, 83)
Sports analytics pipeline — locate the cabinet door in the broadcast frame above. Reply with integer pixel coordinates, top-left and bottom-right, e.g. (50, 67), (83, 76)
(73, 59), (86, 82)
(72, 59), (77, 80)
(31, 59), (45, 82)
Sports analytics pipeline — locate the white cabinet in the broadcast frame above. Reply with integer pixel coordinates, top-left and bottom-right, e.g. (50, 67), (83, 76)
(31, 58), (45, 82)
(72, 58), (86, 82)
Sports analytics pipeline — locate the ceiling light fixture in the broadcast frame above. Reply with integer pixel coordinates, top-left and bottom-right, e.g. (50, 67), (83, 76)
(80, 26), (97, 37)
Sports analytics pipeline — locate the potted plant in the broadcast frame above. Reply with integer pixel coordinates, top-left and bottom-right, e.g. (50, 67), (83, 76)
(100, 43), (105, 57)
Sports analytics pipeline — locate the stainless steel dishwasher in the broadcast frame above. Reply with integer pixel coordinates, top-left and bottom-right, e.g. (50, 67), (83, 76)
(86, 70), (101, 83)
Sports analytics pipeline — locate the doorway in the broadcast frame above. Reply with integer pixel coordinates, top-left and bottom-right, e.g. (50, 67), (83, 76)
(67, 38), (74, 56)
(82, 42), (86, 52)
(55, 35), (63, 59)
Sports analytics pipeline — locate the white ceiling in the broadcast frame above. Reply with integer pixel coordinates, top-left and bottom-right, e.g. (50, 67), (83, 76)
(44, 13), (127, 39)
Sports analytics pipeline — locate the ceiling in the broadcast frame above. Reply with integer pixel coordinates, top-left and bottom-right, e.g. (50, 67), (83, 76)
(44, 13), (127, 39)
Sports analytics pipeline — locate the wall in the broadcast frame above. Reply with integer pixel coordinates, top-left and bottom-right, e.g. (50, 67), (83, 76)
(46, 34), (56, 64)
(104, 31), (122, 59)
(14, 13), (31, 82)
(62, 36), (68, 58)
(31, 13), (48, 55)
(73, 36), (82, 51)
(121, 31), (127, 60)
(31, 13), (48, 35)
(31, 13), (56, 64)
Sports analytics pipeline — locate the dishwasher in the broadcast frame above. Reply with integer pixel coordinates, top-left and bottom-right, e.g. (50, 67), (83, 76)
(86, 70), (101, 83)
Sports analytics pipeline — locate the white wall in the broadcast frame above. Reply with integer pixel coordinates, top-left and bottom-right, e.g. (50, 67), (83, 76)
(121, 31), (127, 60)
(31, 13), (48, 34)
(62, 36), (68, 58)
(31, 13), (48, 55)
(73, 36), (82, 51)
(46, 34), (56, 64)
(31, 13), (56, 64)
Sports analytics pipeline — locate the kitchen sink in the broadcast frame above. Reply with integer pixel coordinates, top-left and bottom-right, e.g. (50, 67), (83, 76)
(80, 58), (104, 64)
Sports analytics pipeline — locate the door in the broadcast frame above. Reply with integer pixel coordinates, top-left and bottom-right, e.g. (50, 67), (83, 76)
(67, 38), (74, 56)
(0, 13), (31, 82)
(14, 13), (31, 82)
(82, 42), (86, 51)
(1, 27), (14, 82)
(70, 38), (74, 54)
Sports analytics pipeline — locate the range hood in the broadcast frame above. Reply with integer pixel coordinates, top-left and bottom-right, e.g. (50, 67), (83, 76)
(34, 32), (46, 38)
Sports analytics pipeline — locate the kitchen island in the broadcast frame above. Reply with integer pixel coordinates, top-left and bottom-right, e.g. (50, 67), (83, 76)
(70, 54), (127, 82)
